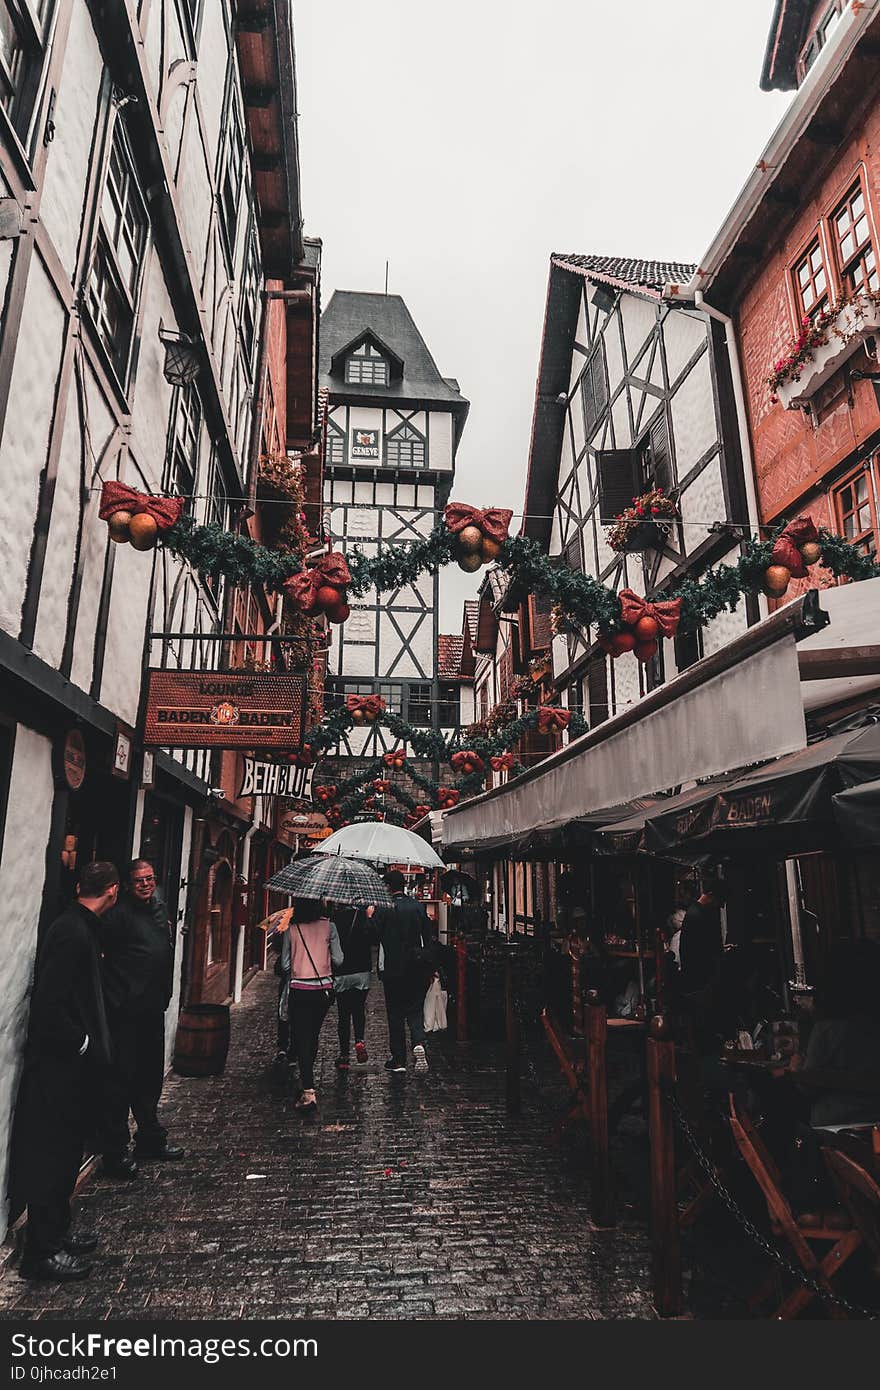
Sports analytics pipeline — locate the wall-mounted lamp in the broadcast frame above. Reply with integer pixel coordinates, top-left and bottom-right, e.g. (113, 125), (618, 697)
(591, 282), (617, 315)
(159, 323), (201, 386)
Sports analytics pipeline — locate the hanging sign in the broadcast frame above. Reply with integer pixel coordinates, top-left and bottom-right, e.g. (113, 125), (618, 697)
(143, 670), (307, 750)
(238, 757), (315, 800)
(112, 725), (133, 780)
(351, 427), (380, 460)
(62, 729), (87, 791)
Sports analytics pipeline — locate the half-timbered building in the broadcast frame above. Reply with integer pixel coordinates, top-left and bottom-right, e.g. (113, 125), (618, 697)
(319, 291), (468, 785)
(0, 0), (318, 1234)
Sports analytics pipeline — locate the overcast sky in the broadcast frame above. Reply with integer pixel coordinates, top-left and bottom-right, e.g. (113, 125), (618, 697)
(293, 0), (791, 629)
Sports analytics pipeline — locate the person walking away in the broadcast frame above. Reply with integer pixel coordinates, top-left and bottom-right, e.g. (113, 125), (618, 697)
(266, 907), (294, 1074)
(18, 862), (118, 1281)
(99, 859), (183, 1175)
(374, 870), (434, 1074)
(287, 898), (343, 1114)
(332, 906), (373, 1070)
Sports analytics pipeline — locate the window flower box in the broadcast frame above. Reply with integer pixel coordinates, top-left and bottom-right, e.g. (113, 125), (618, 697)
(607, 487), (677, 554)
(771, 292), (880, 410)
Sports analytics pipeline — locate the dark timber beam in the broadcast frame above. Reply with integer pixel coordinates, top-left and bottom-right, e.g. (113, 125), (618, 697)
(798, 645), (880, 681)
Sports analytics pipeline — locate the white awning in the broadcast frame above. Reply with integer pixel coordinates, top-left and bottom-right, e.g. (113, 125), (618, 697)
(797, 575), (880, 713)
(443, 597), (818, 855)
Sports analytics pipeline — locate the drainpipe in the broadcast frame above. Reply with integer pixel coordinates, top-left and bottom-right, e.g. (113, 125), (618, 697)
(692, 289), (769, 621)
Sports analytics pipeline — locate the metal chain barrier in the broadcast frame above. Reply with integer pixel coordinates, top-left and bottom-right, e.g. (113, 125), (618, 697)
(667, 1085), (878, 1320)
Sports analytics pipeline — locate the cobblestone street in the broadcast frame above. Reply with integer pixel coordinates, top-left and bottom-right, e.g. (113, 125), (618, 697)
(0, 971), (655, 1321)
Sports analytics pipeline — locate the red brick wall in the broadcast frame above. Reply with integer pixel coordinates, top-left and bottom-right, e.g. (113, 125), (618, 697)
(736, 117), (880, 528)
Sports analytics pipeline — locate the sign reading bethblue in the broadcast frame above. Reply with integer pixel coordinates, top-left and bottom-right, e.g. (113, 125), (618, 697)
(144, 670), (307, 750)
(238, 757), (315, 800)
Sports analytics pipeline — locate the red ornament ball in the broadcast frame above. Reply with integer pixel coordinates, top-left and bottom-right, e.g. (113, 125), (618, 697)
(633, 615), (660, 641)
(315, 583), (343, 610)
(608, 631), (636, 658)
(325, 599), (350, 624)
(634, 639), (658, 663)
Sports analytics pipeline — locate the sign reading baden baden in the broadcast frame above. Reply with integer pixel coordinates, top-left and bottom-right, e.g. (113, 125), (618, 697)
(143, 670), (307, 750)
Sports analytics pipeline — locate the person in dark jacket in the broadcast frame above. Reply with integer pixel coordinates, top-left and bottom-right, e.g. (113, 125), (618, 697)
(98, 859), (183, 1175)
(332, 906), (373, 1070)
(18, 861), (119, 1282)
(372, 871), (434, 1074)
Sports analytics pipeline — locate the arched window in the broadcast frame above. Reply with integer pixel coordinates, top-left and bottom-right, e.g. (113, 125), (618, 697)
(386, 422), (425, 469)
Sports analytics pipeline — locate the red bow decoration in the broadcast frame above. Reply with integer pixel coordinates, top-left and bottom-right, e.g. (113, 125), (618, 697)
(536, 706), (570, 734)
(373, 779), (391, 793)
(450, 749), (485, 773)
(444, 502), (514, 545)
(99, 480), (184, 532)
(437, 788), (460, 808)
(383, 750), (406, 768)
(284, 552), (352, 611)
(618, 589), (682, 638)
(314, 784), (337, 803)
(345, 694), (385, 719)
(769, 515), (819, 578)
(490, 753), (515, 771)
(412, 803), (432, 819)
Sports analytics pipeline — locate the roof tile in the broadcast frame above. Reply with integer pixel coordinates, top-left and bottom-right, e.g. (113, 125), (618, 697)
(552, 252), (696, 297)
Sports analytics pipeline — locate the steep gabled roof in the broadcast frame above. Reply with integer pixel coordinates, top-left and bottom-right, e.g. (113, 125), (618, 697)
(760, 0), (811, 91)
(320, 291), (470, 428)
(463, 601), (479, 645)
(438, 634), (465, 680)
(552, 253), (697, 299)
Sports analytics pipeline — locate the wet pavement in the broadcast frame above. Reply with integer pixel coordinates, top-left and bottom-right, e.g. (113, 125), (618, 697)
(0, 970), (656, 1321)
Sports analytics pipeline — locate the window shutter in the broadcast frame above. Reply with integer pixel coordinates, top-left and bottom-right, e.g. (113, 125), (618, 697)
(564, 533), (583, 572)
(528, 593), (552, 652)
(647, 411), (672, 491)
(499, 647), (514, 700)
(582, 342), (608, 437)
(596, 449), (642, 523)
(587, 654), (608, 726)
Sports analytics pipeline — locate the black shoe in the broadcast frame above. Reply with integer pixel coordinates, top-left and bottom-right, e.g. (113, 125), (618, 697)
(384, 1059), (406, 1073)
(101, 1155), (139, 1180)
(20, 1251), (92, 1282)
(134, 1143), (185, 1161)
(63, 1231), (98, 1255)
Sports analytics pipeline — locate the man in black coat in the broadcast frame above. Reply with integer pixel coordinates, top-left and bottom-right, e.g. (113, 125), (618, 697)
(99, 859), (183, 1175)
(373, 870), (434, 1074)
(18, 861), (119, 1282)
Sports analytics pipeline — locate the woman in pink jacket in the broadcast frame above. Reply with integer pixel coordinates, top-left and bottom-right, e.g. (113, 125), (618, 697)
(286, 897), (343, 1114)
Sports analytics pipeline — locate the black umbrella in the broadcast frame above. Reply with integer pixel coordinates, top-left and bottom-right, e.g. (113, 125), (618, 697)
(265, 854), (393, 907)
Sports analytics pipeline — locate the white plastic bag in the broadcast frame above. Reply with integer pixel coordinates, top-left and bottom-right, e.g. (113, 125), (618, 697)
(423, 973), (448, 1032)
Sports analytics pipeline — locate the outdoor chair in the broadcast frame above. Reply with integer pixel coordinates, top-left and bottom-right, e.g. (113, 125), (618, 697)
(821, 1145), (880, 1275)
(727, 1092), (862, 1319)
(540, 1008), (590, 1141)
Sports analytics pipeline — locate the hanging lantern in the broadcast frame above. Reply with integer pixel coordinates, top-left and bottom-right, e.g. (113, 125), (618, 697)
(159, 326), (201, 386)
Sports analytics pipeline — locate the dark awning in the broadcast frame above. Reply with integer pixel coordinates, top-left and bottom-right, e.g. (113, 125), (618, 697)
(593, 773), (743, 857)
(646, 721), (880, 858)
(832, 778), (880, 848)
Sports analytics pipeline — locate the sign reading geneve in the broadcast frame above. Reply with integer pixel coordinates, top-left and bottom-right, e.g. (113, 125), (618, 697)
(143, 670), (307, 750)
(238, 758), (315, 800)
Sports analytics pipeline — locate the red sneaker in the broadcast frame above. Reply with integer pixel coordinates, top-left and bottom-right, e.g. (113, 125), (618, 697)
(355, 1041), (368, 1064)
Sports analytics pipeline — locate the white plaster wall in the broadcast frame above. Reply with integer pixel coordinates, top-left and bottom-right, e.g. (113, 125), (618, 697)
(197, 0), (230, 176)
(569, 394), (585, 459)
(702, 600), (749, 658)
(621, 296), (656, 370)
(177, 114), (213, 279)
(662, 309), (706, 385)
(611, 391), (631, 448)
(125, 263), (175, 482)
(0, 239), (13, 312)
(569, 344), (586, 393)
(142, 0), (164, 98)
(39, 0), (100, 278)
(33, 401), (87, 667)
(603, 314), (625, 390)
(349, 405), (382, 433)
(0, 263), (65, 637)
(0, 730), (54, 1241)
(428, 411), (452, 470)
(100, 544), (155, 723)
(612, 654), (639, 712)
(670, 352), (717, 477)
(574, 293), (588, 349)
(680, 455), (726, 552)
(377, 611), (433, 678)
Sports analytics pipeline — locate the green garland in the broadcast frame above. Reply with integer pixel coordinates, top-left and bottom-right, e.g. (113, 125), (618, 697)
(161, 516), (880, 642)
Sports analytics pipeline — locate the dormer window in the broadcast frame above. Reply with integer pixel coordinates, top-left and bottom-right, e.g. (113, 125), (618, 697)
(346, 342), (389, 386)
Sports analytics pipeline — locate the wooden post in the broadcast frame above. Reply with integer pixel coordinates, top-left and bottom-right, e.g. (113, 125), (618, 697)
(587, 990), (613, 1226)
(504, 949), (521, 1115)
(455, 934), (468, 1043)
(647, 1014), (683, 1317)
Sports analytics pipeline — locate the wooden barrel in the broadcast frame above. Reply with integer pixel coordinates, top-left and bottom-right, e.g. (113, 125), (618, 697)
(173, 1004), (231, 1077)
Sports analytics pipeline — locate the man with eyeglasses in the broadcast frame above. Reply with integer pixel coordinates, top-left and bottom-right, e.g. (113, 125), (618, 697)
(98, 859), (184, 1175)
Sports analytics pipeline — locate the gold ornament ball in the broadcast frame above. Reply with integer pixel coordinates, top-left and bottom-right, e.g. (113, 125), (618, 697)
(799, 541), (822, 566)
(762, 563), (791, 597)
(457, 525), (483, 555)
(458, 551), (483, 574)
(108, 510), (133, 543)
(351, 709), (365, 726)
(481, 537), (502, 561)
(128, 513), (159, 551)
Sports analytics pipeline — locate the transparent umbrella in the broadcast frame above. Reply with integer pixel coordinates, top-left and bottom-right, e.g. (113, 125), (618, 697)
(314, 820), (445, 868)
